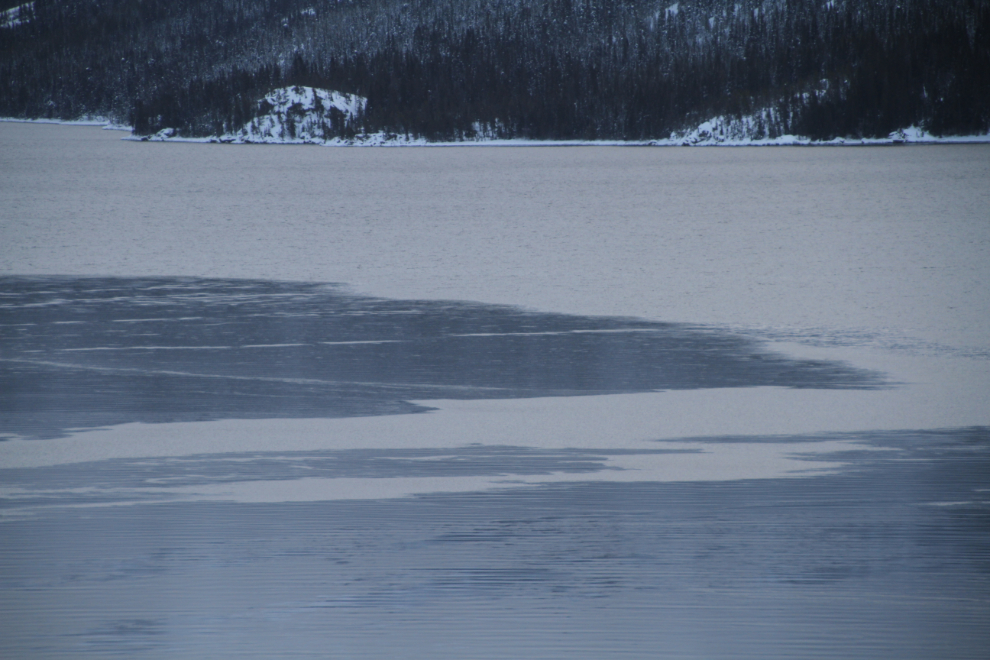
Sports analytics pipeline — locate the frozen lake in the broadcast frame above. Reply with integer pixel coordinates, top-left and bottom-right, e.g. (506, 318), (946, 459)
(1, 123), (989, 658)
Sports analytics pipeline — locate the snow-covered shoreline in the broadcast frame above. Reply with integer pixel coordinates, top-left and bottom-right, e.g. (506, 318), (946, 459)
(0, 116), (131, 131)
(123, 135), (990, 147)
(127, 125), (990, 147)
(5, 116), (988, 146)
(0, 1), (32, 29)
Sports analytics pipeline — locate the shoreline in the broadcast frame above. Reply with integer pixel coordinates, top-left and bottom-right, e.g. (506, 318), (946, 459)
(4, 116), (989, 146)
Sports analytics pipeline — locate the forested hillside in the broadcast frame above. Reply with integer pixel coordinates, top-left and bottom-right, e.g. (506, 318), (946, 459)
(1, 0), (988, 141)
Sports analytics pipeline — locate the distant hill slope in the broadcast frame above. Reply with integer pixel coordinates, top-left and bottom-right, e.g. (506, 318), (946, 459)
(1, 0), (988, 142)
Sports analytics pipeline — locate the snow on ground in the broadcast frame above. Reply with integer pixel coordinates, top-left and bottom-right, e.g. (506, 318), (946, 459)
(230, 86), (365, 144)
(142, 86), (370, 145)
(0, 116), (131, 131)
(123, 84), (990, 146)
(658, 114), (990, 146)
(138, 123), (990, 147)
(0, 1), (32, 29)
(138, 86), (369, 144)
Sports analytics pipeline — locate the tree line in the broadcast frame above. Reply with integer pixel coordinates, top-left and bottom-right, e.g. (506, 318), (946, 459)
(2, 0), (988, 141)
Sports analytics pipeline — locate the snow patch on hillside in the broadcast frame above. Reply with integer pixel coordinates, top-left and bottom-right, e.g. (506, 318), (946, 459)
(652, 112), (990, 146)
(154, 86), (365, 144)
(234, 86), (364, 143)
(139, 86), (437, 145)
(0, 116), (130, 131)
(1, 2), (33, 29)
(666, 110), (796, 145)
(132, 87), (990, 147)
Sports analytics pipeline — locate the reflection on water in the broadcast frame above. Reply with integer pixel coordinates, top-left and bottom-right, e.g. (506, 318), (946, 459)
(1, 276), (881, 439)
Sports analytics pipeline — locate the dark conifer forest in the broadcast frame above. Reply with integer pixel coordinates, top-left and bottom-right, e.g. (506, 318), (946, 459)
(1, 0), (988, 141)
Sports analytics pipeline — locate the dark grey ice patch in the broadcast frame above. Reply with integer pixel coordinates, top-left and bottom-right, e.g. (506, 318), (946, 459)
(64, 619), (165, 657)
(76, 619), (163, 637)
(0, 446), (701, 514)
(1, 276), (885, 439)
(734, 324), (990, 360)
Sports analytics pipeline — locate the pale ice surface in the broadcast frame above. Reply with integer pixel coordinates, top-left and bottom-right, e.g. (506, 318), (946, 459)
(2, 123), (988, 349)
(2, 122), (989, 482)
(1, 123), (989, 659)
(0, 439), (861, 505)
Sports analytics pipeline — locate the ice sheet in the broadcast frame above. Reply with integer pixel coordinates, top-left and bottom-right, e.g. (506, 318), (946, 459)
(1, 123), (989, 660)
(2, 123), (988, 352)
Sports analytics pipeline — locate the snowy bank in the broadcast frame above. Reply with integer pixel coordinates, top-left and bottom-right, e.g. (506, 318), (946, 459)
(15, 85), (988, 146)
(136, 88), (990, 146)
(0, 116), (131, 131)
(0, 2), (32, 29)
(137, 86), (371, 144)
(654, 113), (990, 146)
(137, 97), (990, 146)
(225, 86), (365, 144)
